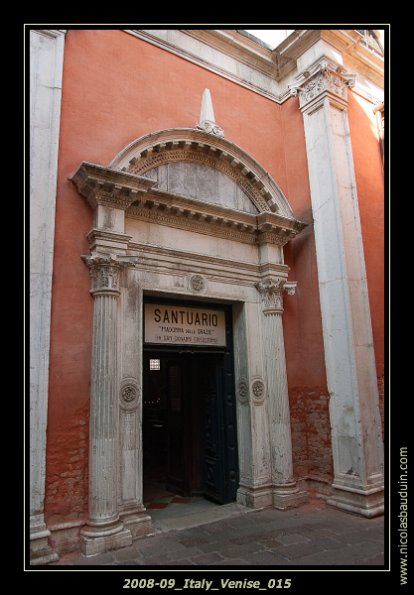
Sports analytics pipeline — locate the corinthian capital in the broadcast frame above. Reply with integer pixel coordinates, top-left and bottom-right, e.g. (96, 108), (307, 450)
(82, 253), (139, 295)
(81, 254), (122, 294)
(289, 59), (356, 111)
(256, 278), (285, 314)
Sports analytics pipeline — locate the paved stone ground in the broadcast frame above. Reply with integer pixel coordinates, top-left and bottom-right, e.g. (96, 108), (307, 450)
(52, 500), (385, 567)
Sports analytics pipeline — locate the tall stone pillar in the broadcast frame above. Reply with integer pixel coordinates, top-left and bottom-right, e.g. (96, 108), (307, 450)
(30, 28), (66, 565)
(256, 278), (307, 509)
(80, 255), (132, 556)
(291, 59), (384, 516)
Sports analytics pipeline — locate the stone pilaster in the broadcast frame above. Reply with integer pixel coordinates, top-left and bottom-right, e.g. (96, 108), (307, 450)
(80, 255), (132, 556)
(30, 28), (66, 565)
(234, 301), (273, 510)
(256, 278), (308, 509)
(118, 267), (153, 538)
(291, 59), (384, 516)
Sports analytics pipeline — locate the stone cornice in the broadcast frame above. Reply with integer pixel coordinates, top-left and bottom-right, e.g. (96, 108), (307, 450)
(86, 229), (132, 252)
(126, 188), (305, 247)
(320, 30), (384, 86)
(125, 29), (383, 104)
(126, 29), (282, 102)
(187, 30), (275, 72)
(72, 158), (306, 247)
(70, 162), (156, 210)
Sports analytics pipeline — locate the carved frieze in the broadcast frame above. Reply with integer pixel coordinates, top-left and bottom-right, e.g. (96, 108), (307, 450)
(127, 204), (259, 245)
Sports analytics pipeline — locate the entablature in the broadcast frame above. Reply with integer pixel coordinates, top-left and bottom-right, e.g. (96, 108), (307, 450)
(72, 161), (306, 248)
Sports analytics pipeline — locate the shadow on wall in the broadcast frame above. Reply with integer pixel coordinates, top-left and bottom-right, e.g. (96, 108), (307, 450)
(348, 92), (385, 441)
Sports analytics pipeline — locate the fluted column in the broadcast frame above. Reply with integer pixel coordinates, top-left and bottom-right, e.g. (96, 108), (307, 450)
(256, 278), (307, 509)
(80, 255), (132, 556)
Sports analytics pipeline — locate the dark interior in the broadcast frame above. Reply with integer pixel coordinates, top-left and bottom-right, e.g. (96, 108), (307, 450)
(142, 349), (239, 505)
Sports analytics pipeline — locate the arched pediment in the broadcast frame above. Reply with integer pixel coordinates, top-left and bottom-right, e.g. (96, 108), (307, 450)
(109, 128), (294, 218)
(72, 128), (306, 249)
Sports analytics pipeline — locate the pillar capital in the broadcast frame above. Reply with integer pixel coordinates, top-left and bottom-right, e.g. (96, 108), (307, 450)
(289, 58), (356, 112)
(256, 277), (297, 315)
(256, 277), (285, 314)
(82, 254), (138, 295)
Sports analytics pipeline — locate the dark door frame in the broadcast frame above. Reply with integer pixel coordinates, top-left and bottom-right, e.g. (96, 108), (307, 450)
(142, 296), (239, 504)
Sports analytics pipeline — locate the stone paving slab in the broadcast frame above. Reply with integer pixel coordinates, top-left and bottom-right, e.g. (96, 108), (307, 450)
(52, 500), (385, 567)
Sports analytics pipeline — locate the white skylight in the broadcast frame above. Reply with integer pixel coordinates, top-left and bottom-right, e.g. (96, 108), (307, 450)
(245, 29), (295, 50)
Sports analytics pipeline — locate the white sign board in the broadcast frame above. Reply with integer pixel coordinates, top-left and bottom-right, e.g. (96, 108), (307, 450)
(145, 304), (226, 347)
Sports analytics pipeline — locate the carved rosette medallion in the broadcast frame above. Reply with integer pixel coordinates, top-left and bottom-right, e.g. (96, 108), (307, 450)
(238, 380), (249, 405)
(251, 379), (266, 405)
(256, 278), (285, 315)
(190, 274), (205, 292)
(121, 386), (136, 403)
(119, 379), (140, 410)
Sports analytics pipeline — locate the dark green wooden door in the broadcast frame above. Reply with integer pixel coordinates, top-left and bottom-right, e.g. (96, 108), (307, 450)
(199, 353), (239, 504)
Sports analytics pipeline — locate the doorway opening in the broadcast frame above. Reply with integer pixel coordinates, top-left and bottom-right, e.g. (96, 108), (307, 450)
(142, 301), (239, 516)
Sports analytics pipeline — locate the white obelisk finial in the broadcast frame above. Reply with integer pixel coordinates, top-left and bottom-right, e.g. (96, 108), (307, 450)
(196, 88), (224, 137)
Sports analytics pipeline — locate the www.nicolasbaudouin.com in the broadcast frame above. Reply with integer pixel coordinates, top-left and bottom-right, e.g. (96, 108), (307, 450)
(399, 446), (408, 586)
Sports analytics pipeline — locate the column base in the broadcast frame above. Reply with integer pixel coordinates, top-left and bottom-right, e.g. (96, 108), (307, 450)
(272, 484), (308, 510)
(119, 509), (154, 539)
(237, 485), (273, 509)
(80, 520), (132, 557)
(327, 485), (384, 518)
(30, 517), (59, 565)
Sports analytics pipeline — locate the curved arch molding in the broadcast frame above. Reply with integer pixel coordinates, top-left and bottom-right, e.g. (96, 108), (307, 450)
(110, 129), (293, 218)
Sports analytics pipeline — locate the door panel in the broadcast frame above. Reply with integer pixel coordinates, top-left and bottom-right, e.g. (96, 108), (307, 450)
(201, 357), (225, 502)
(200, 354), (239, 504)
(166, 360), (190, 495)
(222, 351), (239, 501)
(143, 345), (239, 503)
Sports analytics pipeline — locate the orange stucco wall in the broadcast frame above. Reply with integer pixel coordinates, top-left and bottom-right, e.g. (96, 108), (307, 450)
(281, 97), (331, 483)
(46, 29), (332, 521)
(348, 92), (385, 431)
